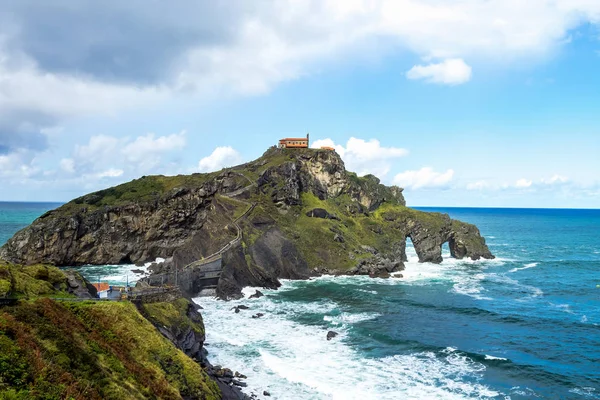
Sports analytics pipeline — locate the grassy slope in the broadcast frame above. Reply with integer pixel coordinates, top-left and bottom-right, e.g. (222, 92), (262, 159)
(52, 172), (221, 216)
(241, 188), (450, 271)
(141, 297), (205, 337)
(0, 263), (220, 400)
(0, 261), (74, 299)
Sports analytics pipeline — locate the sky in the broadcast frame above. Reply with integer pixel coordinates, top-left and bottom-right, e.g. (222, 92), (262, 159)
(0, 1), (599, 208)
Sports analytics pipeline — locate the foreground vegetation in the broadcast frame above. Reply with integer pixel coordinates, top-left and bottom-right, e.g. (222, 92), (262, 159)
(0, 263), (220, 400)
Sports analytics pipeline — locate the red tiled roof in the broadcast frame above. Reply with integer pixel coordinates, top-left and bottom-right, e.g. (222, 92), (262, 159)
(280, 138), (308, 141)
(92, 283), (110, 292)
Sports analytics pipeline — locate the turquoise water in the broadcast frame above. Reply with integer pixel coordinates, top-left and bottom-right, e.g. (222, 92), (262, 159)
(1, 203), (599, 399)
(0, 202), (151, 285)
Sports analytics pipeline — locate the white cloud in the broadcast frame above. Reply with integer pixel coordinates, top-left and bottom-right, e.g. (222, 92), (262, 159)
(59, 158), (75, 174)
(466, 174), (571, 192)
(198, 146), (243, 172)
(466, 180), (490, 191)
(515, 178), (533, 188)
(97, 168), (124, 178)
(393, 167), (455, 189)
(2, 0), (600, 131)
(406, 58), (472, 85)
(66, 131), (188, 177)
(541, 174), (569, 185)
(0, 150), (40, 180)
(121, 131), (186, 172)
(1, 0), (600, 157)
(73, 135), (121, 169)
(312, 137), (407, 177)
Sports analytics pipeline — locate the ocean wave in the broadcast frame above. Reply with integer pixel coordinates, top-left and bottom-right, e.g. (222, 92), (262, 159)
(323, 312), (380, 325)
(569, 387), (600, 399)
(484, 355), (508, 361)
(550, 303), (575, 314)
(451, 273), (494, 301)
(487, 273), (544, 299)
(194, 295), (501, 400)
(357, 289), (378, 294)
(65, 258), (161, 286)
(509, 262), (539, 273)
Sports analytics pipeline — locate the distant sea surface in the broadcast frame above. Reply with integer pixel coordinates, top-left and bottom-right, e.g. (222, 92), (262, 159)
(1, 203), (599, 399)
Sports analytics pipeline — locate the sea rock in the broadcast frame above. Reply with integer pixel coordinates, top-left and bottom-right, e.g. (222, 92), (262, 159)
(248, 290), (264, 299)
(327, 331), (338, 341)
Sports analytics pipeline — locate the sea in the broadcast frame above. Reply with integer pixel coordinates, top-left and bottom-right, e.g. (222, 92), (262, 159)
(1, 202), (599, 399)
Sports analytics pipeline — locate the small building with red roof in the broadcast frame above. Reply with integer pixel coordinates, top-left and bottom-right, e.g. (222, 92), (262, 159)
(92, 282), (111, 298)
(278, 133), (309, 149)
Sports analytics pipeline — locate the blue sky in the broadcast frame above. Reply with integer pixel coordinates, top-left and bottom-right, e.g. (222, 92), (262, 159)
(0, 1), (599, 208)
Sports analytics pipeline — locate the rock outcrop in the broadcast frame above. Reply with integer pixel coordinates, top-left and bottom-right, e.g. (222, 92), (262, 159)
(139, 297), (248, 399)
(0, 147), (494, 300)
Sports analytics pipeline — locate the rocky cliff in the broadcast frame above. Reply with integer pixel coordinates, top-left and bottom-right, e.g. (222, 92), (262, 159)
(0, 147), (493, 299)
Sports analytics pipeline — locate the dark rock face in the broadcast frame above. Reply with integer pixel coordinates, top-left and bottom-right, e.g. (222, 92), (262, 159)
(144, 301), (207, 363)
(217, 228), (312, 300)
(306, 208), (340, 220)
(406, 214), (453, 264)
(449, 221), (494, 260)
(350, 256), (404, 278)
(0, 185), (217, 266)
(327, 331), (338, 341)
(259, 162), (302, 207)
(64, 270), (98, 298)
(248, 290), (264, 299)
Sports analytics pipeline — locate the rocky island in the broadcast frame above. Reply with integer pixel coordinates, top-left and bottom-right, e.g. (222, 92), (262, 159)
(1, 147), (493, 299)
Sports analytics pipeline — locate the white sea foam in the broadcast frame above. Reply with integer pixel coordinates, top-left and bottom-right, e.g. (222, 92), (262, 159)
(509, 262), (538, 273)
(323, 312), (380, 325)
(398, 247), (509, 300)
(488, 273), (544, 300)
(569, 387), (599, 399)
(550, 303), (575, 314)
(195, 289), (501, 400)
(357, 289), (378, 294)
(88, 257), (163, 285)
(484, 355), (508, 361)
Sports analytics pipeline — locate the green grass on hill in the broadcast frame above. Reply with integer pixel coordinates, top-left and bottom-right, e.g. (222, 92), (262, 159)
(52, 172), (220, 216)
(0, 261), (74, 299)
(0, 300), (220, 400)
(141, 297), (205, 337)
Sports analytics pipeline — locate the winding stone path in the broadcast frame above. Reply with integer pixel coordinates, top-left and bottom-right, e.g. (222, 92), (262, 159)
(147, 175), (256, 296)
